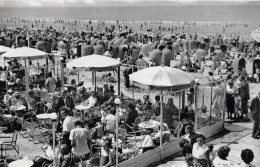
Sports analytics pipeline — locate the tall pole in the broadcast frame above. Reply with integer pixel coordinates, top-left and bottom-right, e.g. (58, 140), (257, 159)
(202, 75), (205, 106)
(78, 70), (80, 84)
(116, 105), (119, 167)
(117, 66), (120, 96)
(61, 62), (64, 91)
(132, 83), (134, 101)
(178, 91), (181, 138)
(94, 71), (97, 93)
(114, 98), (121, 167)
(223, 79), (227, 127)
(194, 85), (198, 131)
(209, 85), (213, 125)
(160, 90), (163, 160)
(52, 119), (56, 167)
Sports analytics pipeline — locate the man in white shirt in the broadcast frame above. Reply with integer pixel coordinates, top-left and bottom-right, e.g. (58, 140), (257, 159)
(104, 107), (117, 134)
(82, 91), (97, 108)
(61, 108), (75, 133)
(69, 119), (91, 167)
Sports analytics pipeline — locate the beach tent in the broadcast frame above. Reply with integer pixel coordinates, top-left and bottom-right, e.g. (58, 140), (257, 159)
(129, 66), (194, 160)
(161, 48), (173, 66)
(93, 44), (105, 55)
(150, 49), (162, 66)
(252, 58), (260, 75)
(130, 46), (140, 64)
(232, 58), (246, 76)
(118, 45), (128, 60)
(103, 39), (109, 51)
(251, 29), (260, 42)
(2, 47), (48, 60)
(81, 43), (94, 56)
(97, 40), (105, 48)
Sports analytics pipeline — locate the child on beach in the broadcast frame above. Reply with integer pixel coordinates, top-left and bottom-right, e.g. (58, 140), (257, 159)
(234, 91), (242, 121)
(200, 57), (206, 74)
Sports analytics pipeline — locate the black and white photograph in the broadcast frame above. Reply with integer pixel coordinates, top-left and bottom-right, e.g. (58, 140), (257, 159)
(0, 0), (260, 166)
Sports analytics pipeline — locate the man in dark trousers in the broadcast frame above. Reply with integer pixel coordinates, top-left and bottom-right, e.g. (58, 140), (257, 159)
(123, 66), (137, 88)
(250, 90), (260, 139)
(239, 76), (250, 121)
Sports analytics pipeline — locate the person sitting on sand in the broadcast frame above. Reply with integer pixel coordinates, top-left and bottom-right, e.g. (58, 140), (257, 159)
(106, 73), (115, 82)
(136, 54), (147, 67)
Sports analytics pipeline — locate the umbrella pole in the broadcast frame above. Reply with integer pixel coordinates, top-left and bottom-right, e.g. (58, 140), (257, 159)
(5, 70), (8, 94)
(223, 79), (227, 127)
(61, 62), (64, 91)
(115, 103), (119, 167)
(132, 83), (134, 101)
(46, 58), (48, 75)
(78, 70), (80, 84)
(160, 90), (163, 160)
(181, 90), (185, 110)
(94, 71), (97, 94)
(56, 56), (59, 80)
(209, 85), (213, 125)
(194, 85), (198, 131)
(178, 91), (181, 129)
(202, 75), (205, 106)
(118, 66), (120, 96)
(4, 59), (7, 94)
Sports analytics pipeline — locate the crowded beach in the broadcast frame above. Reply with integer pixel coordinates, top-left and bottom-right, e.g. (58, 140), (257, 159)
(0, 18), (260, 167)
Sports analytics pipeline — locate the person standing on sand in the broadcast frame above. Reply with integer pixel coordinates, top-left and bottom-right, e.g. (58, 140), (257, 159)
(249, 90), (260, 139)
(239, 76), (250, 121)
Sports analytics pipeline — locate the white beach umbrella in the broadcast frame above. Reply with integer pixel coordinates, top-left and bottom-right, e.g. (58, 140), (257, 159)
(0, 45), (12, 55)
(2, 47), (48, 60)
(129, 66), (195, 89)
(66, 54), (120, 70)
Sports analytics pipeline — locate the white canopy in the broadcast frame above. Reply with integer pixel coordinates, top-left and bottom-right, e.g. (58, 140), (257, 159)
(66, 54), (121, 71)
(0, 45), (12, 55)
(2, 47), (48, 60)
(129, 66), (194, 89)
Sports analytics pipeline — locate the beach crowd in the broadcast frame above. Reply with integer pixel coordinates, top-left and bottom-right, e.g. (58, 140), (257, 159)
(0, 19), (260, 167)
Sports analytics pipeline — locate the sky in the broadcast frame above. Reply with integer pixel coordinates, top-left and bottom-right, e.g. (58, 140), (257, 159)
(0, 0), (257, 7)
